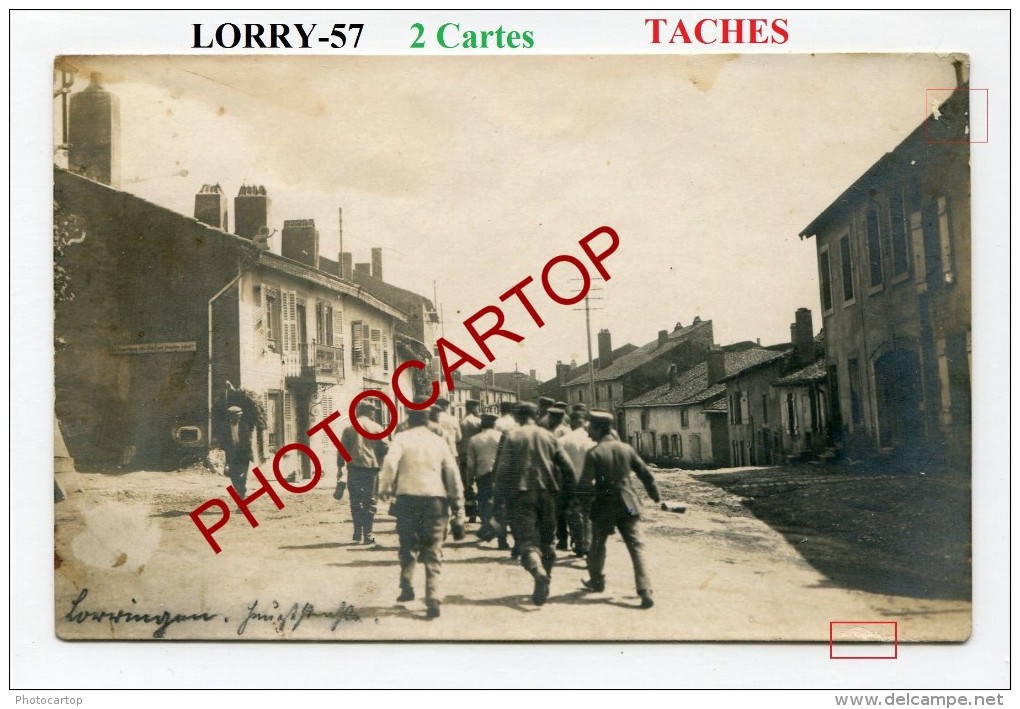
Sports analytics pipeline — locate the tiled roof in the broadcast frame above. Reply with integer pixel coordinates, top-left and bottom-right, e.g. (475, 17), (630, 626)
(620, 347), (784, 408)
(702, 398), (728, 413)
(565, 320), (711, 386)
(458, 374), (517, 395)
(535, 344), (638, 397)
(716, 348), (789, 383)
(773, 358), (827, 386)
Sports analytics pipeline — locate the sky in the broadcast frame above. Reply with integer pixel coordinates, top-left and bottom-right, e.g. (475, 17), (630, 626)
(56, 53), (958, 380)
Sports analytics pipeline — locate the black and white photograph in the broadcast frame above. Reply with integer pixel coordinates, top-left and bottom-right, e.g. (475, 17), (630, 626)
(10, 8), (1011, 698)
(51, 51), (975, 643)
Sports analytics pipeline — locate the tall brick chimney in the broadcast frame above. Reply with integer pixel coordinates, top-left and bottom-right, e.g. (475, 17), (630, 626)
(340, 252), (353, 280)
(597, 329), (613, 369)
(556, 361), (570, 383)
(281, 219), (319, 268)
(706, 346), (726, 385)
(194, 184), (228, 230)
(68, 73), (120, 187)
(793, 307), (815, 366)
(234, 184), (271, 240)
(371, 247), (383, 281)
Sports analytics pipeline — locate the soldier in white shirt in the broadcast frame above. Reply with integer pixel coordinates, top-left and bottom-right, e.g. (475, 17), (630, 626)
(379, 404), (465, 619)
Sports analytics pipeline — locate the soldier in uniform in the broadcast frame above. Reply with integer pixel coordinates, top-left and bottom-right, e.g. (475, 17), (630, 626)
(379, 403), (464, 619)
(494, 402), (577, 606)
(494, 400), (518, 434)
(338, 401), (384, 545)
(223, 405), (254, 499)
(583, 410), (660, 612)
(578, 410), (661, 609)
(559, 408), (596, 557)
(467, 413), (502, 542)
(459, 399), (483, 522)
(536, 396), (554, 429)
(434, 397), (461, 457)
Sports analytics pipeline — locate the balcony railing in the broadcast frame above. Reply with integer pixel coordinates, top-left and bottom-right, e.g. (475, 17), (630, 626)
(284, 342), (344, 383)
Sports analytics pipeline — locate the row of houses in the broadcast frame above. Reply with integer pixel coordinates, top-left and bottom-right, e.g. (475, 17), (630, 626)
(54, 75), (522, 479)
(532, 78), (970, 471)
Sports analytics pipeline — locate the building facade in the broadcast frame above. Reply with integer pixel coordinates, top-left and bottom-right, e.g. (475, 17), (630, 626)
(563, 318), (715, 429)
(799, 84), (971, 467)
(55, 167), (407, 480)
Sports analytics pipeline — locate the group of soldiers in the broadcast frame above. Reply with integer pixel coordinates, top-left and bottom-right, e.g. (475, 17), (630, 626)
(335, 394), (661, 620)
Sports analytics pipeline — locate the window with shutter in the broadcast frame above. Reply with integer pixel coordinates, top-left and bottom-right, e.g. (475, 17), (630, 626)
(253, 284), (266, 355)
(265, 287), (282, 351)
(283, 391), (294, 442)
(370, 328), (381, 366)
(351, 320), (365, 367)
(937, 196), (954, 284)
(382, 334), (389, 371)
(281, 291), (298, 352)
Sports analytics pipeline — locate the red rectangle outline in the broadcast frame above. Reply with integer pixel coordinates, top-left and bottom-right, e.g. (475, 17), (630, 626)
(925, 87), (989, 144)
(829, 621), (899, 660)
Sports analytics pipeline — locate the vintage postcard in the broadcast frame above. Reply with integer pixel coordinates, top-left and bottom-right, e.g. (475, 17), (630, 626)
(52, 52), (973, 643)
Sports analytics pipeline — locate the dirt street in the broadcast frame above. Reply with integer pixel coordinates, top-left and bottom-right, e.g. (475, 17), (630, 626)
(54, 464), (970, 642)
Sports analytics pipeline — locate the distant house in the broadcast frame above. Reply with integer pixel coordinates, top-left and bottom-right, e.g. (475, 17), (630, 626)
(448, 370), (518, 418)
(798, 75), (971, 466)
(620, 342), (785, 467)
(53, 78), (434, 475)
(720, 309), (826, 466)
(534, 335), (638, 406)
(55, 167), (406, 477)
(563, 318), (715, 428)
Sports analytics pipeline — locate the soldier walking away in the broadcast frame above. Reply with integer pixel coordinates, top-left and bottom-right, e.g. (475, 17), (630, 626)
(467, 413), (502, 542)
(579, 409), (661, 609)
(494, 400), (518, 434)
(559, 408), (596, 557)
(459, 399), (483, 522)
(223, 405), (254, 498)
(379, 401), (465, 619)
(494, 402), (577, 606)
(338, 401), (385, 545)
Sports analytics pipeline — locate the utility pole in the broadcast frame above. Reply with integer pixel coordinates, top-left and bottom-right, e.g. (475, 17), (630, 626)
(572, 278), (604, 407)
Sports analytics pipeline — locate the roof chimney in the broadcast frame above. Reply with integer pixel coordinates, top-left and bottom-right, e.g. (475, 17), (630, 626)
(371, 247), (383, 281)
(793, 307), (815, 366)
(281, 219), (319, 268)
(485, 368), (495, 386)
(354, 263), (371, 278)
(706, 346), (726, 385)
(234, 184), (271, 240)
(529, 369), (536, 380)
(194, 184), (228, 230)
(68, 73), (120, 187)
(658, 330), (669, 348)
(597, 329), (613, 369)
(556, 361), (570, 383)
(340, 252), (353, 280)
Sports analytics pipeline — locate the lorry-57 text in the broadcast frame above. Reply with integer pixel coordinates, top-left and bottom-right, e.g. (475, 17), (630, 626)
(192, 23), (363, 49)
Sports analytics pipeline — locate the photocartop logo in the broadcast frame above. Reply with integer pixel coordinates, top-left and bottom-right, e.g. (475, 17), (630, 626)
(190, 225), (621, 554)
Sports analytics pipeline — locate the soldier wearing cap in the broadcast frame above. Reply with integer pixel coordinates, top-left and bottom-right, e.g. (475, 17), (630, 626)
(434, 397), (461, 458)
(578, 409), (661, 609)
(379, 400), (464, 620)
(494, 401), (578, 606)
(338, 401), (386, 545)
(223, 404), (255, 498)
(559, 408), (596, 557)
(494, 400), (518, 434)
(550, 403), (570, 438)
(459, 399), (483, 522)
(544, 405), (572, 551)
(536, 396), (554, 429)
(467, 412), (502, 541)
